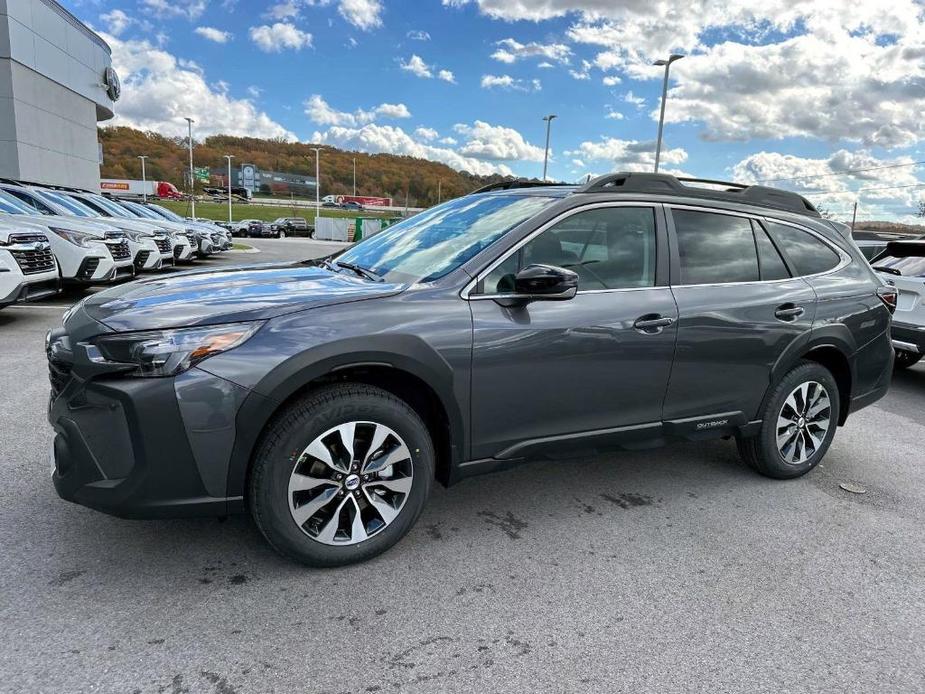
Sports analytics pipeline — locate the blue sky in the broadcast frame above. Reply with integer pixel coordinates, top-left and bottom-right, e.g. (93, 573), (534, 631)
(71, 0), (925, 222)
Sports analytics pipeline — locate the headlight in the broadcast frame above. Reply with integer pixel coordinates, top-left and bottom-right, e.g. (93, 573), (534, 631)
(90, 322), (262, 377)
(50, 227), (97, 247)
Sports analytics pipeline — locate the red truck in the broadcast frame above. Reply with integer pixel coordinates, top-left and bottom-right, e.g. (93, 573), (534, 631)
(101, 179), (183, 199)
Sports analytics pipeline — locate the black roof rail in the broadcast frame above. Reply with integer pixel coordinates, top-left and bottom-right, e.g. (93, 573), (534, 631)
(471, 178), (574, 194)
(577, 172), (821, 218)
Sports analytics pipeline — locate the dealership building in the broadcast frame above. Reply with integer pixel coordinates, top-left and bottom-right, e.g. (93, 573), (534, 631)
(0, 0), (116, 189)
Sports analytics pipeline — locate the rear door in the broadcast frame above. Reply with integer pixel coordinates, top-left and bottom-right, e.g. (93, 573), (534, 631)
(662, 207), (817, 431)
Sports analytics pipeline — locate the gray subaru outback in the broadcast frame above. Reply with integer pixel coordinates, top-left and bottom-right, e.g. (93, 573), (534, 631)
(48, 173), (896, 566)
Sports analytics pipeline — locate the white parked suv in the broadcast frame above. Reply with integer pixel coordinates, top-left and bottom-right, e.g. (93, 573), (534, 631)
(870, 240), (925, 369)
(142, 204), (220, 257)
(0, 218), (59, 307)
(0, 188), (132, 284)
(3, 185), (166, 273)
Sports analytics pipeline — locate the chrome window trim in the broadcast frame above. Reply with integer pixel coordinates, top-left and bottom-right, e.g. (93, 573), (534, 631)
(665, 203), (851, 288)
(460, 201), (661, 300)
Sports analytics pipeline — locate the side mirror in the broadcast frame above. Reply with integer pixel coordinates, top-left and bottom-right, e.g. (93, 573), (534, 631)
(509, 264), (578, 302)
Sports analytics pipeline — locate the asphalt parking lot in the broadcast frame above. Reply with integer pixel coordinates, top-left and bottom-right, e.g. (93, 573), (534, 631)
(1, 237), (923, 693)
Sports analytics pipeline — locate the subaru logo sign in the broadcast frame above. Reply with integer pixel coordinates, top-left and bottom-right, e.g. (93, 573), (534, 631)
(103, 66), (121, 102)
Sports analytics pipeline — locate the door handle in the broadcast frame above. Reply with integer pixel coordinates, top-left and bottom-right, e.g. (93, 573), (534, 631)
(633, 314), (675, 333)
(774, 304), (805, 320)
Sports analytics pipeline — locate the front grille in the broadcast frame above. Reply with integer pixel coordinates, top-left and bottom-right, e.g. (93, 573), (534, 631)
(76, 257), (100, 280)
(134, 250), (151, 268)
(8, 234), (56, 275)
(107, 240), (131, 260)
(154, 237), (171, 253)
(48, 358), (72, 397)
(8, 233), (46, 244)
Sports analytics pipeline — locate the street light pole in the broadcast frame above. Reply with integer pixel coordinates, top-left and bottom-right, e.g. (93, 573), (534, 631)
(352, 157), (356, 196)
(653, 54), (684, 173)
(223, 155), (234, 224)
(137, 155), (148, 202)
(310, 147), (321, 220)
(184, 117), (196, 217)
(541, 114), (557, 181)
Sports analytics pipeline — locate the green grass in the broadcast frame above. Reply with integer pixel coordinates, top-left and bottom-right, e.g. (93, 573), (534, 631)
(231, 242), (254, 251)
(157, 200), (397, 224)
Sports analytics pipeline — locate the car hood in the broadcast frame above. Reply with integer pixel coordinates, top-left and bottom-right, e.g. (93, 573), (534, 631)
(80, 262), (404, 332)
(6, 212), (123, 236)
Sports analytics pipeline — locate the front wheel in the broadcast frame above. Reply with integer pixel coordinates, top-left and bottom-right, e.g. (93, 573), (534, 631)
(737, 361), (840, 479)
(278, 230), (286, 239)
(894, 349), (922, 370)
(249, 384), (433, 567)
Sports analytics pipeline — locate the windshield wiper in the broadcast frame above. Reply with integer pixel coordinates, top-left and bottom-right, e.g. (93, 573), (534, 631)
(334, 261), (383, 282)
(872, 265), (902, 276)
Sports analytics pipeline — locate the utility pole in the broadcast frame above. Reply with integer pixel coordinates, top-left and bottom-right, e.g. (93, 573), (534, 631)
(310, 147), (321, 220)
(352, 157), (357, 196)
(850, 200), (858, 232)
(541, 114), (557, 180)
(184, 117), (196, 218)
(437, 179), (442, 204)
(137, 155), (148, 202)
(223, 155), (234, 224)
(653, 54), (684, 173)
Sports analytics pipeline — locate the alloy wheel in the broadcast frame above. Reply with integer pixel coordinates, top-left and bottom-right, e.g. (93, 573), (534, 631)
(776, 381), (831, 465)
(287, 421), (413, 545)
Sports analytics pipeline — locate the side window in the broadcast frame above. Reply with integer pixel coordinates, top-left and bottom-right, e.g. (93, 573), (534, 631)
(765, 222), (841, 276)
(480, 207), (657, 293)
(672, 209), (759, 285)
(752, 221), (791, 281)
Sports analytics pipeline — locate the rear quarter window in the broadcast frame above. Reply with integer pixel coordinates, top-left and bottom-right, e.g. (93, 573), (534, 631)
(765, 222), (841, 276)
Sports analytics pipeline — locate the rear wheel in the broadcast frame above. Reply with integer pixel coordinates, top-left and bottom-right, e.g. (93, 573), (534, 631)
(894, 350), (922, 370)
(249, 384), (433, 567)
(737, 361), (840, 479)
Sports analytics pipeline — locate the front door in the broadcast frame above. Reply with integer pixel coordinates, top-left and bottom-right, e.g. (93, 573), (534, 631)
(468, 204), (678, 460)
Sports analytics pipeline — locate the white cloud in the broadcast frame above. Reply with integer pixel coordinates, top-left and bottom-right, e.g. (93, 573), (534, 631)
(140, 0), (207, 21)
(454, 121), (545, 162)
(101, 32), (296, 140)
(338, 0), (382, 31)
(407, 30), (431, 41)
(437, 69), (456, 83)
(605, 109), (623, 120)
(400, 54), (433, 78)
(264, 1), (300, 19)
(571, 158), (585, 168)
(311, 124), (513, 176)
(194, 26), (232, 43)
(480, 74), (541, 92)
(623, 90), (645, 109)
(439, 136), (458, 146)
(490, 38), (571, 64)
(569, 59), (592, 80)
(565, 137), (688, 171)
(249, 22), (313, 52)
(602, 75), (621, 86)
(304, 94), (411, 127)
(247, 85), (263, 98)
(100, 9), (133, 36)
(415, 127), (439, 141)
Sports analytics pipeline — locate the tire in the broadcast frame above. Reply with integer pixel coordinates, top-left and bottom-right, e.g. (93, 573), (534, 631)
(278, 230), (286, 239)
(736, 360), (840, 479)
(249, 384), (434, 567)
(894, 350), (922, 370)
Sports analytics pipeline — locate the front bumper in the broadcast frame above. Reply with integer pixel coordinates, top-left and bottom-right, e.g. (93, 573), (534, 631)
(891, 322), (925, 354)
(48, 338), (251, 518)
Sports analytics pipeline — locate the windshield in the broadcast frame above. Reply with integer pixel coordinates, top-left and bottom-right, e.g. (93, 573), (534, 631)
(334, 194), (557, 283)
(82, 194), (137, 218)
(148, 205), (185, 222)
(121, 201), (163, 220)
(874, 253), (925, 277)
(34, 190), (99, 217)
(0, 190), (35, 215)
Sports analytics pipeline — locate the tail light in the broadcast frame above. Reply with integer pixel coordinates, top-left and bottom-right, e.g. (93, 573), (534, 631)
(877, 286), (898, 314)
